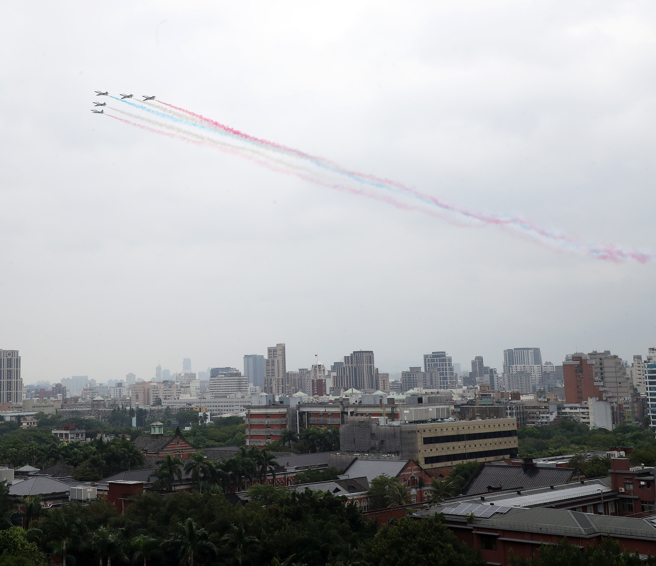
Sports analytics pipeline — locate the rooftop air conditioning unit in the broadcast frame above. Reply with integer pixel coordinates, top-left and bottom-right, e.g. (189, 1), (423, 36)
(619, 488), (625, 493)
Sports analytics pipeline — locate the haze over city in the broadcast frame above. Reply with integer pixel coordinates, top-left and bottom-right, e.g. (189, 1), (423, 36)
(3, 1), (656, 384)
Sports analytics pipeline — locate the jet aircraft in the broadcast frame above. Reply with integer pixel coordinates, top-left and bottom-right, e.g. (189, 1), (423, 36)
(91, 109), (104, 114)
(120, 94), (133, 99)
(93, 102), (106, 107)
(95, 91), (108, 96)
(142, 95), (156, 101)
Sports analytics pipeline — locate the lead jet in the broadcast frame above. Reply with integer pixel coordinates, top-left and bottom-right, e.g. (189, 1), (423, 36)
(91, 109), (104, 114)
(95, 90), (108, 96)
(93, 102), (106, 107)
(120, 93), (133, 99)
(142, 95), (155, 101)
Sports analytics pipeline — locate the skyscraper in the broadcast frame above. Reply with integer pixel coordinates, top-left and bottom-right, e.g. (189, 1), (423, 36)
(0, 350), (22, 404)
(423, 351), (456, 389)
(183, 358), (192, 372)
(264, 344), (286, 395)
(503, 348), (542, 374)
(125, 373), (136, 385)
(156, 364), (162, 381)
(244, 354), (265, 389)
(334, 351), (378, 391)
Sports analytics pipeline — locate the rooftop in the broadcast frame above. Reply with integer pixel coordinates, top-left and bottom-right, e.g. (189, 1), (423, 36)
(342, 459), (407, 483)
(461, 462), (575, 496)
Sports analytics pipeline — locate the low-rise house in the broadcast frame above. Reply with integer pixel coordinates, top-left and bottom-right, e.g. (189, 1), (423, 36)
(52, 423), (86, 442)
(132, 422), (196, 459)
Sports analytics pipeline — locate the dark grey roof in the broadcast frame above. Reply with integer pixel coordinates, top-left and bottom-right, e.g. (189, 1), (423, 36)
(461, 463), (575, 496)
(38, 462), (75, 478)
(133, 435), (175, 453)
(9, 477), (71, 497)
(272, 451), (342, 470)
(419, 505), (656, 540)
(288, 476), (369, 496)
(97, 469), (158, 486)
(342, 459), (407, 483)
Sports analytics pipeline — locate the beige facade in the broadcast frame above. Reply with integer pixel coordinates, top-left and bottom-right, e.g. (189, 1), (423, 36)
(340, 418), (518, 470)
(264, 343), (286, 396)
(130, 382), (151, 406)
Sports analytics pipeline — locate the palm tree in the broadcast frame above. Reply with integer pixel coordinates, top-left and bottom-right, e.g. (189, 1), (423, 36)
(386, 481), (410, 507)
(20, 495), (42, 529)
(281, 429), (298, 448)
(88, 526), (124, 566)
(208, 460), (231, 493)
(184, 452), (211, 493)
(41, 509), (82, 566)
(155, 455), (183, 492)
(429, 477), (456, 502)
(221, 524), (258, 566)
(254, 449), (278, 485)
(130, 535), (162, 566)
(165, 518), (218, 566)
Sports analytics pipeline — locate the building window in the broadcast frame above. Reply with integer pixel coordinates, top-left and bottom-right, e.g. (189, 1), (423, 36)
(479, 535), (497, 551)
(624, 482), (633, 491)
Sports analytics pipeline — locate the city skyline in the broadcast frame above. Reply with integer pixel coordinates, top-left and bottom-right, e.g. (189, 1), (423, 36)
(12, 342), (656, 386)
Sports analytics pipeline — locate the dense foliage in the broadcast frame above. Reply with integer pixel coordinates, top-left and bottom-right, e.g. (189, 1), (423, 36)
(0, 482), (484, 566)
(518, 420), (656, 464)
(510, 537), (656, 566)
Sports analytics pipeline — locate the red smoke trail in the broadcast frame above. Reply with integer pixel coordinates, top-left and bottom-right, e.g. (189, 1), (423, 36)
(106, 112), (455, 223)
(156, 101), (569, 237)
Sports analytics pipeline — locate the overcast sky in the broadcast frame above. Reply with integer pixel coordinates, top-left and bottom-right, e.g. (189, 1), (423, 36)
(2, 1), (656, 385)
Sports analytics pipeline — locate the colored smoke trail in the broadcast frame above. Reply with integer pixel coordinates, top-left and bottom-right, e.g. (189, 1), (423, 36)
(154, 101), (607, 250)
(106, 112), (451, 221)
(101, 96), (655, 263)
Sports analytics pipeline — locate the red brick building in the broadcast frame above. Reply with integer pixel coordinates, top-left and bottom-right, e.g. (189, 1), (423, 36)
(133, 422), (196, 458)
(564, 354), (602, 404)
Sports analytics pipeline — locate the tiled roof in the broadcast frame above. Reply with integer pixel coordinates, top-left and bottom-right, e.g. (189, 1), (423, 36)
(289, 476), (369, 497)
(9, 477), (72, 497)
(204, 447), (241, 461)
(419, 504), (656, 540)
(342, 459), (407, 483)
(38, 462), (75, 478)
(461, 463), (574, 495)
(133, 435), (176, 453)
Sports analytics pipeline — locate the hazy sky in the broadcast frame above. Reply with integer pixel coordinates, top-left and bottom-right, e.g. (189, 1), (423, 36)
(3, 1), (656, 384)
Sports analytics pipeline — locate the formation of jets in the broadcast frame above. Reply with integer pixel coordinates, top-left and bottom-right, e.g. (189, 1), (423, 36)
(90, 91), (155, 114)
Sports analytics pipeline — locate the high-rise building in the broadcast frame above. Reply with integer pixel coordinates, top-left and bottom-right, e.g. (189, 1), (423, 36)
(209, 370), (249, 397)
(423, 351), (456, 389)
(334, 351), (378, 391)
(401, 367), (425, 392)
(125, 373), (136, 385)
(162, 369), (171, 381)
(264, 343), (286, 396)
(243, 355), (265, 389)
(183, 358), (192, 372)
(630, 355), (646, 395)
(156, 365), (162, 381)
(0, 350), (22, 404)
(503, 348), (542, 374)
(645, 349), (656, 429)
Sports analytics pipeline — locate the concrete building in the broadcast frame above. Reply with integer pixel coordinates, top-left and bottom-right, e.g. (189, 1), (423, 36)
(131, 382), (151, 406)
(334, 350), (378, 392)
(565, 351), (636, 426)
(264, 343), (286, 396)
(209, 370), (248, 397)
(401, 367), (424, 392)
(424, 351), (456, 389)
(125, 373), (136, 386)
(645, 350), (656, 430)
(339, 417), (518, 469)
(182, 358), (192, 372)
(630, 355), (646, 395)
(503, 348), (542, 373)
(0, 350), (22, 404)
(244, 354), (265, 389)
